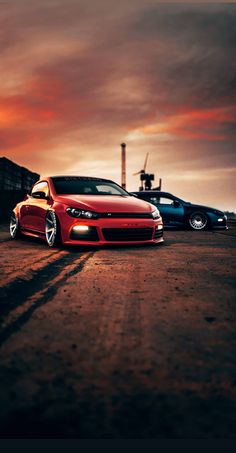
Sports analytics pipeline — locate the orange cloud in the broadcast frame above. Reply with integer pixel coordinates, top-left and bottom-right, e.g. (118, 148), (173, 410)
(0, 97), (57, 128)
(136, 106), (236, 141)
(0, 72), (73, 132)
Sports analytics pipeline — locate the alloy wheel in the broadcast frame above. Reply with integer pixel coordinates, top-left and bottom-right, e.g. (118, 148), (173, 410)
(45, 211), (57, 246)
(189, 212), (208, 230)
(10, 213), (19, 238)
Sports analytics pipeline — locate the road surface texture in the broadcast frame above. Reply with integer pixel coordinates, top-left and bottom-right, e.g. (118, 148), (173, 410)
(0, 222), (236, 438)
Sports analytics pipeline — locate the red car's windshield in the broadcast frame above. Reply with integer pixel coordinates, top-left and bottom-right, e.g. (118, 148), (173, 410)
(51, 177), (129, 196)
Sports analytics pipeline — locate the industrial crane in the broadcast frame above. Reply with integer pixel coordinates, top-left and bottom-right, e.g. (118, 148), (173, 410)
(133, 153), (155, 191)
(120, 144), (162, 191)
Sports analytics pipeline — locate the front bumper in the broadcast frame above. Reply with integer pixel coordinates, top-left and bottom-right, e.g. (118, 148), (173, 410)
(60, 216), (164, 246)
(212, 225), (228, 230)
(212, 215), (228, 230)
(206, 212), (227, 230)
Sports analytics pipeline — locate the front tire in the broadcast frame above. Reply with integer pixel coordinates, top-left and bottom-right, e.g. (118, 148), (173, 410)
(9, 212), (21, 239)
(189, 211), (208, 230)
(45, 211), (61, 247)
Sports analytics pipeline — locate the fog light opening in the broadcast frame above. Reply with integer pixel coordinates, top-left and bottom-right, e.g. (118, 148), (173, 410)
(73, 225), (89, 232)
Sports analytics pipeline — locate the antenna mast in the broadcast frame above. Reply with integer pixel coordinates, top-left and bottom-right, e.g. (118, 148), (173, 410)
(121, 143), (126, 189)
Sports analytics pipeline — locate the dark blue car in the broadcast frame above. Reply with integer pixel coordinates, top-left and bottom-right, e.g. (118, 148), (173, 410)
(132, 191), (227, 230)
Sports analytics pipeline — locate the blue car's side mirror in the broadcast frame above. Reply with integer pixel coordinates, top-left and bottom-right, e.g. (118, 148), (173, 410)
(173, 200), (180, 208)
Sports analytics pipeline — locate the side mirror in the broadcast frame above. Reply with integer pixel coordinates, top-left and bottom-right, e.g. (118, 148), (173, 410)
(173, 200), (180, 208)
(32, 191), (48, 199)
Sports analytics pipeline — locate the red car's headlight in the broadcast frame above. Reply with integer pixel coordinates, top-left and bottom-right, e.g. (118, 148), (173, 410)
(151, 207), (161, 219)
(66, 207), (99, 219)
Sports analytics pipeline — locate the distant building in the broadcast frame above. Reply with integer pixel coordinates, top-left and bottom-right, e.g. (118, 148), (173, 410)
(0, 157), (40, 191)
(0, 157), (40, 221)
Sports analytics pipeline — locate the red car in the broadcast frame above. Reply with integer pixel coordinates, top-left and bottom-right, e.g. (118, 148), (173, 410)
(9, 176), (164, 247)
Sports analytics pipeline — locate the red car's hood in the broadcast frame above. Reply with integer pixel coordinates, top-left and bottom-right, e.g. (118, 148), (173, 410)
(55, 195), (154, 213)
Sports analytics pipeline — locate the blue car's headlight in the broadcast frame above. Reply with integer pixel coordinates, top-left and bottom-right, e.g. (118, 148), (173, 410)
(151, 207), (161, 219)
(66, 207), (98, 219)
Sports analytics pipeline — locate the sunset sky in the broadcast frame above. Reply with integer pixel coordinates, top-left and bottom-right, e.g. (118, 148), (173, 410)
(0, 0), (236, 211)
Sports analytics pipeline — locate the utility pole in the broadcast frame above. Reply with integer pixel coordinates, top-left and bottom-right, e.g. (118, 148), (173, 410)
(121, 142), (126, 189)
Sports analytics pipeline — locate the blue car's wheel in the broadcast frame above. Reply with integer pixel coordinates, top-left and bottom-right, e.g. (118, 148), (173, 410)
(189, 212), (208, 230)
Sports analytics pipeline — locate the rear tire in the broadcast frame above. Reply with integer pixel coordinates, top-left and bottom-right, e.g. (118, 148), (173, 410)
(45, 211), (61, 247)
(9, 212), (21, 239)
(189, 211), (208, 230)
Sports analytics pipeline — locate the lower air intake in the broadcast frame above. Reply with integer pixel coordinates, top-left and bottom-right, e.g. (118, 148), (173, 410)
(102, 228), (153, 242)
(154, 227), (163, 239)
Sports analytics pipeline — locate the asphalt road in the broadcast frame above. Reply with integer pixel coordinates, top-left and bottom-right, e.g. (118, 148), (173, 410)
(0, 223), (236, 438)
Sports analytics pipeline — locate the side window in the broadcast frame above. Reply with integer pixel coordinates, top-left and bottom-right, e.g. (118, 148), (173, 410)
(140, 196), (161, 206)
(149, 196), (161, 205)
(31, 181), (49, 197)
(140, 196), (175, 206)
(158, 197), (174, 205)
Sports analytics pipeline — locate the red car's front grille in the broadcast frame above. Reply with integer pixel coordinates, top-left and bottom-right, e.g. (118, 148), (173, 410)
(102, 228), (154, 242)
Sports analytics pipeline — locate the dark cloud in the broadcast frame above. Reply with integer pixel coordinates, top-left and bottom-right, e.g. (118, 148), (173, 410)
(127, 4), (236, 109)
(0, 0), (235, 209)
(131, 3), (236, 46)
